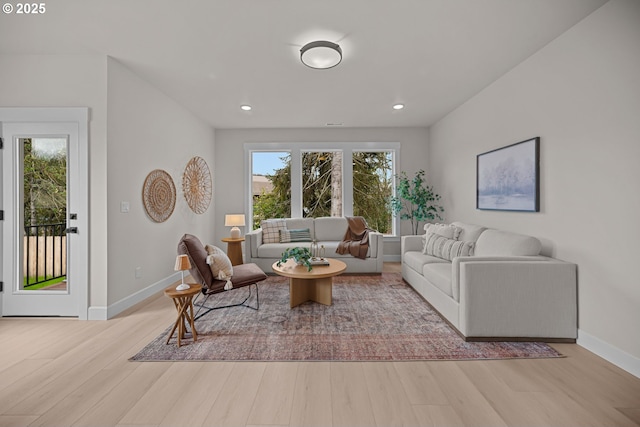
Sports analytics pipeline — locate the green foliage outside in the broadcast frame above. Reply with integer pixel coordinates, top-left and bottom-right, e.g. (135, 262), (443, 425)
(252, 152), (393, 233)
(24, 276), (65, 290)
(253, 153), (292, 228)
(390, 170), (444, 235)
(23, 138), (67, 231)
(352, 152), (393, 233)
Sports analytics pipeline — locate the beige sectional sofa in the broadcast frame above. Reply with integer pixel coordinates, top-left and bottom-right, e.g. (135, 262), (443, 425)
(401, 221), (577, 341)
(245, 217), (384, 274)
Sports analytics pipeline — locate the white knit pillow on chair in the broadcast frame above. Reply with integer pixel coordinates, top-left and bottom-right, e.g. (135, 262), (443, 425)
(205, 244), (234, 290)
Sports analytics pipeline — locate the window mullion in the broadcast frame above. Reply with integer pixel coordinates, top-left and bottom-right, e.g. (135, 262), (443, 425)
(342, 150), (353, 217)
(290, 147), (303, 218)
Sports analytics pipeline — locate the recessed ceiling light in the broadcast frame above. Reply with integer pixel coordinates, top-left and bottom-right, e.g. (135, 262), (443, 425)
(393, 103), (405, 110)
(240, 105), (252, 111)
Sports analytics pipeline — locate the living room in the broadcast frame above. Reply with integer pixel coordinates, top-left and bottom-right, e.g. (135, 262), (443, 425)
(1, 0), (639, 425)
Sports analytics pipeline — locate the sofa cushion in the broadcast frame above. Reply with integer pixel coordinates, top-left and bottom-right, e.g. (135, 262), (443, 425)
(258, 243), (310, 259)
(423, 263), (453, 298)
(315, 217), (348, 241)
(450, 222), (487, 242)
(324, 241), (371, 258)
(475, 229), (541, 256)
(403, 251), (448, 273)
(279, 228), (312, 243)
(261, 219), (287, 243)
(423, 233), (475, 260)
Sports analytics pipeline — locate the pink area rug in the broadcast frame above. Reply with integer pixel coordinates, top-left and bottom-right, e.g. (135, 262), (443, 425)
(131, 273), (563, 361)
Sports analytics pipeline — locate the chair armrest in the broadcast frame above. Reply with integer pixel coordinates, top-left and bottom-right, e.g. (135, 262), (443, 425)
(455, 259), (577, 338)
(401, 235), (424, 254)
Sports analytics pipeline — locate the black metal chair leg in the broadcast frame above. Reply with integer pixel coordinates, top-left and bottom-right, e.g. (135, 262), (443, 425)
(193, 283), (259, 321)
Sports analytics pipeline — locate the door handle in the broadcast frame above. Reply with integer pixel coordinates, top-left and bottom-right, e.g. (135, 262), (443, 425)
(65, 227), (78, 234)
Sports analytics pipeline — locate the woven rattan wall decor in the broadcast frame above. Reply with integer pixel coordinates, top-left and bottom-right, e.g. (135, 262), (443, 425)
(142, 169), (176, 223)
(182, 156), (212, 214)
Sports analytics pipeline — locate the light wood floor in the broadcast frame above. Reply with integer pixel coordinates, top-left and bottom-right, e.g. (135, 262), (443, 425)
(1, 263), (639, 427)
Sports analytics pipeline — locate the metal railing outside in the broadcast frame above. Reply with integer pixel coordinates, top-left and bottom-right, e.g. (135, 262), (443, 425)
(23, 222), (67, 287)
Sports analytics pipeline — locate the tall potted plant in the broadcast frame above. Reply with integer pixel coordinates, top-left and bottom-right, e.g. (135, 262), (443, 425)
(390, 169), (444, 235)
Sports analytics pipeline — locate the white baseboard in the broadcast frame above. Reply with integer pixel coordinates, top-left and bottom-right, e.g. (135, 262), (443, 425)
(578, 329), (640, 379)
(87, 272), (181, 320)
(87, 305), (107, 320)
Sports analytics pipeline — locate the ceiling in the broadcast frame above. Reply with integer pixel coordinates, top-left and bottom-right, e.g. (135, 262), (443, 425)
(0, 0), (607, 129)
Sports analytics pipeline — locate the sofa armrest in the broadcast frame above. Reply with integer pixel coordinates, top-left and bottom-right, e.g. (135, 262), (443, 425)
(455, 259), (577, 338)
(245, 228), (263, 259)
(451, 256), (547, 298)
(369, 231), (384, 258)
(401, 235), (423, 254)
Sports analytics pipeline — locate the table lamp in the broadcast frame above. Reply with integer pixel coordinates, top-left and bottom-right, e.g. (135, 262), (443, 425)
(174, 254), (191, 291)
(225, 214), (246, 239)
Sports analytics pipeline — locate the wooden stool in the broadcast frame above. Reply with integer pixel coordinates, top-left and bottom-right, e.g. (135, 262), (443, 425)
(164, 283), (202, 347)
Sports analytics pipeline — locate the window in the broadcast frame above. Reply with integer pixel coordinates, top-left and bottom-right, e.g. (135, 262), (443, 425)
(302, 151), (342, 218)
(352, 151), (394, 234)
(251, 151), (290, 229)
(247, 143), (399, 235)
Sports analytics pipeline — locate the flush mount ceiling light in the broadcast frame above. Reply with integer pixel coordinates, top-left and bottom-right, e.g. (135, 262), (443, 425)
(300, 40), (342, 69)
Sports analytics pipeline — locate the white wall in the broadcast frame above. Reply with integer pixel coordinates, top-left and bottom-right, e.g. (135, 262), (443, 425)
(0, 54), (109, 310)
(214, 127), (430, 257)
(429, 0), (640, 370)
(106, 58), (216, 306)
(0, 54), (216, 316)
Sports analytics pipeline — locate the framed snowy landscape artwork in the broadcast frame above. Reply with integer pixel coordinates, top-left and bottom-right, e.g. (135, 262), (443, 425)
(477, 137), (540, 212)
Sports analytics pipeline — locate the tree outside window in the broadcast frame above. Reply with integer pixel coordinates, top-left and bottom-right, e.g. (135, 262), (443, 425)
(251, 148), (395, 234)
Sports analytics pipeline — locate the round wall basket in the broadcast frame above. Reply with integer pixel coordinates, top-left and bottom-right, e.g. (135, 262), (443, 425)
(142, 169), (176, 223)
(182, 156), (212, 214)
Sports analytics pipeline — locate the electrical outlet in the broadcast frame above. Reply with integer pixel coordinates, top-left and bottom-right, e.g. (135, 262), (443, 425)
(135, 267), (142, 279)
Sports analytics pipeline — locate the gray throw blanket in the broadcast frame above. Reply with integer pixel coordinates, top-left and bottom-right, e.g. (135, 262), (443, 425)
(336, 216), (374, 260)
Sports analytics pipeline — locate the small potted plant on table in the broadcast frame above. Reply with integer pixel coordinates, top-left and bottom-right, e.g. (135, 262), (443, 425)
(277, 247), (313, 271)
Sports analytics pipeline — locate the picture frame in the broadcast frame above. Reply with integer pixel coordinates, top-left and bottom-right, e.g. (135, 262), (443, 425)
(476, 137), (540, 212)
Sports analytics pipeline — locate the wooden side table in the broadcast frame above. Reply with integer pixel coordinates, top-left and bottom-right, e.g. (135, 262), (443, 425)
(221, 237), (245, 266)
(164, 283), (202, 347)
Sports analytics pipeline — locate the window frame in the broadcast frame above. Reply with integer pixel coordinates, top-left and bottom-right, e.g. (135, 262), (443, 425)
(245, 142), (400, 236)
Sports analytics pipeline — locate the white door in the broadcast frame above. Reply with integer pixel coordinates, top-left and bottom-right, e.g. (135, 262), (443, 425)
(1, 111), (88, 317)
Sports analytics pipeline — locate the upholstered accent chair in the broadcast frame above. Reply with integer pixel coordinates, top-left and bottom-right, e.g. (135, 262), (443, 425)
(177, 234), (267, 320)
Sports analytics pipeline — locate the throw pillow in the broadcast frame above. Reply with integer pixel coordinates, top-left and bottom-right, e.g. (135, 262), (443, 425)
(204, 244), (234, 290)
(261, 219), (287, 244)
(279, 228), (312, 243)
(424, 223), (461, 240)
(423, 233), (474, 261)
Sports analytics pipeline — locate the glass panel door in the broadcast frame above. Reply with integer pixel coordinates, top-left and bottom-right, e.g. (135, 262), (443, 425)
(1, 121), (79, 317)
(21, 137), (68, 291)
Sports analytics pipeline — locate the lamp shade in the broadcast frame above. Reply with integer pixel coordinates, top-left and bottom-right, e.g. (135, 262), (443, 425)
(225, 214), (246, 227)
(300, 41), (342, 69)
(174, 254), (191, 271)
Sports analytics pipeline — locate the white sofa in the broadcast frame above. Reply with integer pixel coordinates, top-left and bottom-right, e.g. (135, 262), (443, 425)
(245, 217), (384, 273)
(401, 221), (577, 341)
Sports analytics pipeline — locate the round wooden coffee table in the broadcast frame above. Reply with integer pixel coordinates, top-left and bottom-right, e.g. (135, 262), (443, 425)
(272, 258), (346, 308)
